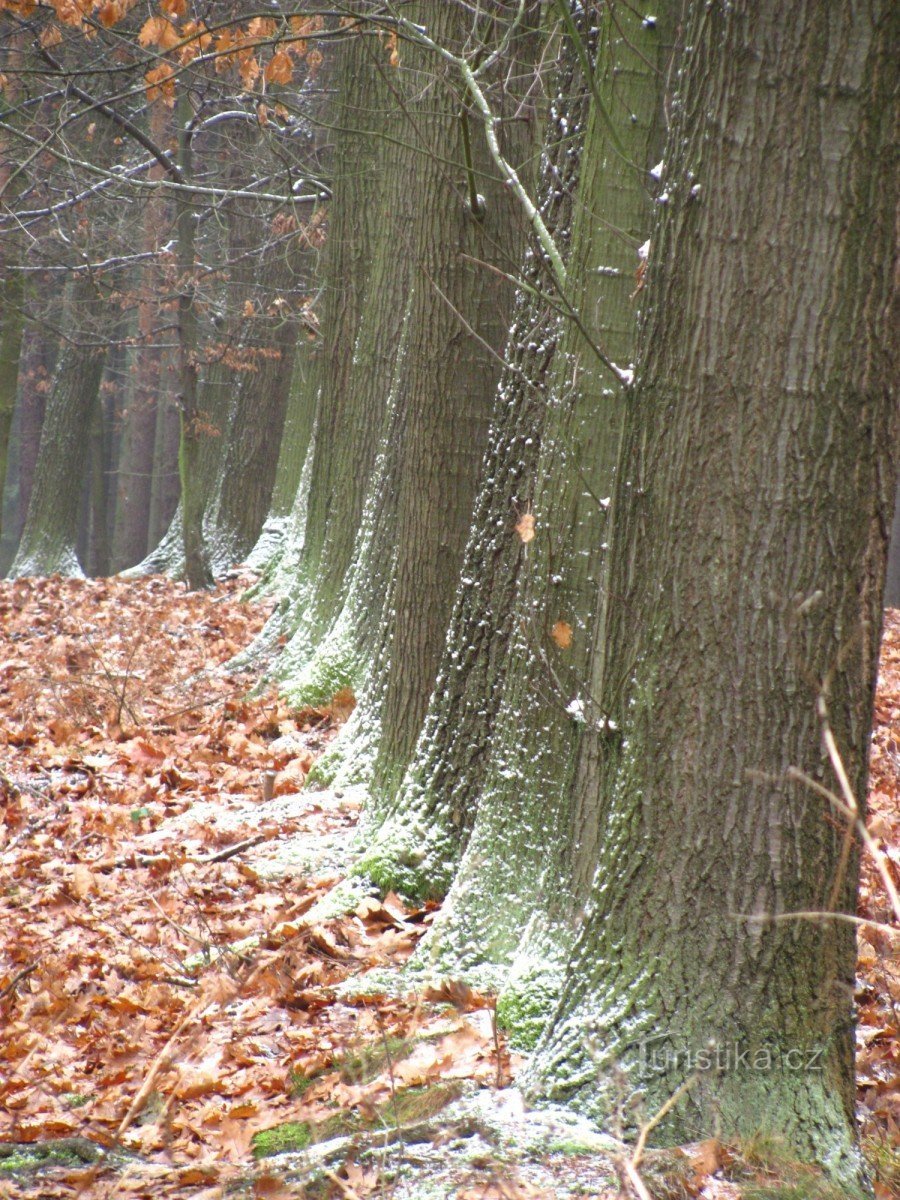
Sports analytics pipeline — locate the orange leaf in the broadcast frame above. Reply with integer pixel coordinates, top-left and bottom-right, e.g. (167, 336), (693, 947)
(264, 50), (293, 85)
(515, 512), (535, 543)
(550, 621), (572, 650)
(145, 63), (176, 107)
(96, 1), (122, 27)
(138, 15), (180, 51)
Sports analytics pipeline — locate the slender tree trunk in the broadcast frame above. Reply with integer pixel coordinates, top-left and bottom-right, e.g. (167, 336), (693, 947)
(147, 377), (181, 552)
(204, 232), (305, 573)
(244, 346), (318, 575)
(8, 273), (109, 578)
(85, 395), (110, 576)
(111, 101), (170, 572)
(0, 273), (24, 548)
(11, 323), (52, 545)
(527, 0), (897, 1182)
(176, 92), (212, 590)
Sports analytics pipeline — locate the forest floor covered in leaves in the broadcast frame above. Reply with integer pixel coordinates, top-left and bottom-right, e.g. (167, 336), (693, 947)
(0, 576), (898, 1200)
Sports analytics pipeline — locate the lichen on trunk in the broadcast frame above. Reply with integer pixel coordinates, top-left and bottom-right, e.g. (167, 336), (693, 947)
(526, 0), (898, 1184)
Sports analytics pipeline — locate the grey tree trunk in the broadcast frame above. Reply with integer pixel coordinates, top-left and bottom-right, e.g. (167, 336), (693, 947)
(255, 20), (406, 684)
(526, 0), (898, 1183)
(299, 1), (538, 809)
(110, 100), (171, 572)
(244, 347), (318, 575)
(354, 2), (599, 898)
(0, 273), (24, 550)
(8, 271), (110, 578)
(204, 232), (305, 574)
(393, 5), (674, 1033)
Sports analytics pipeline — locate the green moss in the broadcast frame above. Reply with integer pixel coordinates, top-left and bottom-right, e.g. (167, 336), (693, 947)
(251, 1082), (463, 1160)
(61, 1091), (93, 1108)
(353, 850), (434, 906)
(495, 971), (559, 1051)
(252, 1121), (313, 1158)
(0, 1138), (105, 1174)
(281, 639), (357, 710)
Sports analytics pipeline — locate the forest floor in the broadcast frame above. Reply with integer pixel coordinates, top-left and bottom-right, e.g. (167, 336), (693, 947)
(0, 575), (897, 1200)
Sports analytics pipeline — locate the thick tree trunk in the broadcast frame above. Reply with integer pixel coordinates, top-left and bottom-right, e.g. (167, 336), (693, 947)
(254, 19), (402, 683)
(300, 1), (537, 804)
(393, 5), (672, 1028)
(527, 0), (898, 1182)
(8, 273), (109, 578)
(354, 3), (598, 898)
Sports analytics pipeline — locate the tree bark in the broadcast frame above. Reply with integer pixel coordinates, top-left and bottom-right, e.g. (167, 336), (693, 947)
(204, 228), (306, 573)
(8, 272), (109, 578)
(394, 4), (673, 1032)
(253, 16), (403, 683)
(354, 1), (599, 898)
(527, 0), (898, 1181)
(299, 1), (537, 808)
(110, 100), (171, 572)
(0, 273), (24, 550)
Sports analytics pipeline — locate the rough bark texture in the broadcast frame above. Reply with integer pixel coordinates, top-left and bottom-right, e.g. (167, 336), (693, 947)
(884, 468), (900, 607)
(354, 3), (598, 898)
(527, 0), (898, 1182)
(8, 272), (109, 578)
(302, 1), (537, 804)
(252, 17), (397, 679)
(402, 5), (672, 1023)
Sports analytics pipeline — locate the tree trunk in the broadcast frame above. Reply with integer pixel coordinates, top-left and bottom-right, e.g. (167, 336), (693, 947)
(147, 374), (181, 553)
(0, 273), (24, 550)
(884, 467), (900, 608)
(527, 0), (897, 1182)
(299, 1), (537, 806)
(353, 1), (599, 898)
(8, 271), (109, 578)
(244, 346), (318, 575)
(110, 100), (170, 572)
(11, 322), (53, 545)
(391, 4), (673, 1029)
(253, 17), (402, 682)
(204, 230), (306, 573)
(175, 92), (212, 590)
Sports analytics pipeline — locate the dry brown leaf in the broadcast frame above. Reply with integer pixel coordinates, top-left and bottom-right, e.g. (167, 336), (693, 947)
(515, 512), (535, 543)
(550, 620), (572, 649)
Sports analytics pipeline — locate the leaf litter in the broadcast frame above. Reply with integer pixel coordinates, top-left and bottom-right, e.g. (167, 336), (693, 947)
(0, 575), (897, 1199)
